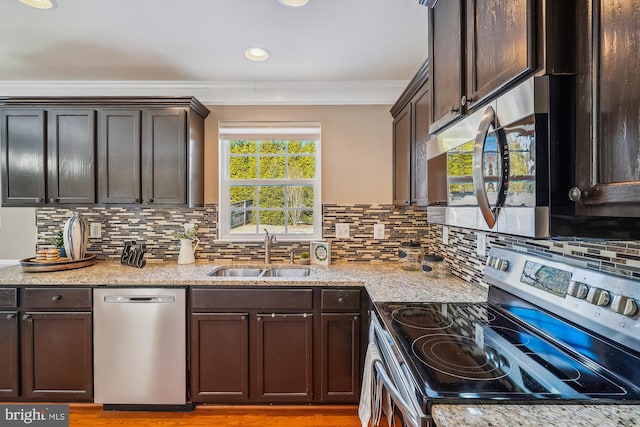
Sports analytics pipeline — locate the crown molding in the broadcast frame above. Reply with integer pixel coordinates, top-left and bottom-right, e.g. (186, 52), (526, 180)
(0, 80), (409, 105)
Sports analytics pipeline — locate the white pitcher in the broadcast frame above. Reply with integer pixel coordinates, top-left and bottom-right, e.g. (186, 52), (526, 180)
(178, 238), (199, 264)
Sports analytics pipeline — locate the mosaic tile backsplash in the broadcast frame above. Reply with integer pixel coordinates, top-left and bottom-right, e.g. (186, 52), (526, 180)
(36, 206), (640, 286)
(36, 205), (430, 263)
(429, 224), (640, 286)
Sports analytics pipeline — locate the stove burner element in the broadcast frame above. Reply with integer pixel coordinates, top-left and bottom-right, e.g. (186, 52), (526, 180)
(392, 307), (453, 330)
(412, 334), (512, 381)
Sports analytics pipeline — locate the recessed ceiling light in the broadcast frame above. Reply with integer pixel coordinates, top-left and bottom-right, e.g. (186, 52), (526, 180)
(244, 47), (271, 62)
(19, 0), (53, 9)
(278, 0), (310, 7)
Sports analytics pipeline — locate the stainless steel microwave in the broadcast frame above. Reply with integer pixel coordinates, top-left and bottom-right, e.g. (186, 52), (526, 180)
(427, 77), (552, 238)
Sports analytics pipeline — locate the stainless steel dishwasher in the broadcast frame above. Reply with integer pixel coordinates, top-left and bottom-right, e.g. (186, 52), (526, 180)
(93, 288), (188, 409)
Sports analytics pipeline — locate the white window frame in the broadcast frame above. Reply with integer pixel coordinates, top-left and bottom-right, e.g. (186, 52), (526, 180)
(218, 121), (322, 241)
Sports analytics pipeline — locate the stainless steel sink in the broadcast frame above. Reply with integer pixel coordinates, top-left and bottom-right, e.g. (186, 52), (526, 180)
(207, 266), (311, 278)
(208, 267), (266, 277)
(266, 267), (311, 277)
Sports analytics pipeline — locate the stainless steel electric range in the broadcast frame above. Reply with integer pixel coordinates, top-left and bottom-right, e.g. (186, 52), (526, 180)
(369, 247), (640, 427)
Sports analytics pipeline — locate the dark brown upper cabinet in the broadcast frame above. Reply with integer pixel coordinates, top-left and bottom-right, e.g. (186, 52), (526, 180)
(391, 61), (431, 207)
(48, 110), (96, 204)
(98, 109), (141, 204)
(98, 108), (188, 205)
(428, 0), (464, 134)
(142, 109), (187, 205)
(572, 0), (640, 221)
(423, 0), (573, 134)
(464, 0), (534, 111)
(0, 108), (96, 206)
(1, 97), (209, 208)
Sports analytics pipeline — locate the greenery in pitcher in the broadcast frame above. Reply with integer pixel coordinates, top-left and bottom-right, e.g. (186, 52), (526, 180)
(172, 224), (198, 240)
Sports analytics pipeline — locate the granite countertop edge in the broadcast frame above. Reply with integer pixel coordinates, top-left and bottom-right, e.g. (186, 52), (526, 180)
(0, 260), (489, 303)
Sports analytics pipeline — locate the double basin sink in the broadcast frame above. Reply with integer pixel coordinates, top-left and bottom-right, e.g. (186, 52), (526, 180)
(208, 265), (311, 278)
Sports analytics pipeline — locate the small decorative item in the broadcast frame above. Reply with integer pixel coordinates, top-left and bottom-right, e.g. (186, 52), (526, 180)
(300, 251), (311, 265)
(173, 224), (199, 265)
(63, 211), (89, 260)
(46, 230), (67, 258)
(121, 240), (147, 268)
(310, 241), (330, 266)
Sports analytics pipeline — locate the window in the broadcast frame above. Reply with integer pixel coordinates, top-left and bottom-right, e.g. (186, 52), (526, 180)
(219, 122), (321, 240)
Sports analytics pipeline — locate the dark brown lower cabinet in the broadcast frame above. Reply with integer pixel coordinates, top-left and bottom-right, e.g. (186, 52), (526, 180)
(191, 313), (249, 402)
(256, 313), (313, 402)
(190, 287), (364, 404)
(0, 311), (19, 398)
(21, 312), (93, 401)
(320, 313), (360, 401)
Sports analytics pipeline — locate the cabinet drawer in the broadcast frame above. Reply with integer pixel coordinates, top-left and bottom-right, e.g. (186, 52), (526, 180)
(0, 288), (18, 308)
(191, 288), (312, 310)
(321, 289), (361, 312)
(21, 288), (92, 309)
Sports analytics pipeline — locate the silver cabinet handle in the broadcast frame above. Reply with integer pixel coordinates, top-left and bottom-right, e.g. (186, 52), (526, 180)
(6, 313), (16, 320)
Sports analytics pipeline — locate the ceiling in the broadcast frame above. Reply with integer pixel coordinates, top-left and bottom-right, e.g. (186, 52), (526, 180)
(0, 0), (430, 104)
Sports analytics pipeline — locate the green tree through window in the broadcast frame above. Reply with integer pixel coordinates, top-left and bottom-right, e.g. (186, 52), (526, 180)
(219, 123), (321, 240)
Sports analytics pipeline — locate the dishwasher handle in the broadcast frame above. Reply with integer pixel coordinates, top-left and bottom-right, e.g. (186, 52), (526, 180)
(103, 295), (176, 303)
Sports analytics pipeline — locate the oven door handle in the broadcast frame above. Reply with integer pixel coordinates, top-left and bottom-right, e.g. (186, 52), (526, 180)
(373, 360), (421, 427)
(473, 105), (510, 228)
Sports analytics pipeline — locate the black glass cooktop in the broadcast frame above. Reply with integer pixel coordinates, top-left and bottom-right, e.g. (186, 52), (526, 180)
(375, 301), (640, 402)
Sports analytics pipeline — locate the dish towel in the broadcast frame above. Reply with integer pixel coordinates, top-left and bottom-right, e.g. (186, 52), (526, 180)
(358, 341), (384, 427)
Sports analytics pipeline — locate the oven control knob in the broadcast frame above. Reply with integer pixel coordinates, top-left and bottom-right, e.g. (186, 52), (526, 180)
(567, 281), (589, 299)
(486, 256), (509, 271)
(611, 295), (639, 317)
(586, 287), (610, 306)
(496, 259), (509, 271)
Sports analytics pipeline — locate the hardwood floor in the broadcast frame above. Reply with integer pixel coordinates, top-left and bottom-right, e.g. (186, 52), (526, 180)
(68, 404), (364, 427)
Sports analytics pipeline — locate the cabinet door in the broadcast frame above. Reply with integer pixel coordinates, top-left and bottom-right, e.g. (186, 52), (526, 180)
(430, 0), (464, 133)
(0, 311), (19, 399)
(0, 109), (46, 205)
(256, 313), (313, 402)
(47, 109), (96, 204)
(142, 109), (187, 205)
(465, 0), (534, 107)
(191, 313), (249, 402)
(98, 110), (142, 203)
(21, 312), (93, 401)
(412, 83), (431, 206)
(320, 313), (360, 402)
(574, 0), (640, 216)
(393, 104), (411, 207)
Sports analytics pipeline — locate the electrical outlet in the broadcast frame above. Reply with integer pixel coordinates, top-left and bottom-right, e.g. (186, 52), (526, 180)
(442, 226), (449, 245)
(476, 232), (486, 257)
(373, 224), (385, 239)
(335, 223), (350, 239)
(90, 223), (101, 239)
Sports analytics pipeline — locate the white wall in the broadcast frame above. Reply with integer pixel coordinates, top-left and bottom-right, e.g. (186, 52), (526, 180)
(0, 207), (37, 261)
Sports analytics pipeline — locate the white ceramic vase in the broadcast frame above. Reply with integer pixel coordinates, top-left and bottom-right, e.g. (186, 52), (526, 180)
(178, 238), (199, 264)
(63, 211), (89, 260)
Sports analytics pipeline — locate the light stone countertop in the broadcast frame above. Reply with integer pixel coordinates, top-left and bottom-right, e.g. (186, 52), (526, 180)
(2, 260), (638, 425)
(431, 404), (640, 427)
(0, 260), (488, 303)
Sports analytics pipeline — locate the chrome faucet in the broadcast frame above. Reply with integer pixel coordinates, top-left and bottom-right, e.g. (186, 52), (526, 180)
(264, 229), (277, 264)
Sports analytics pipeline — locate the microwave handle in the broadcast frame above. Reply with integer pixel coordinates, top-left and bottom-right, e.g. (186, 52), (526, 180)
(473, 106), (510, 228)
